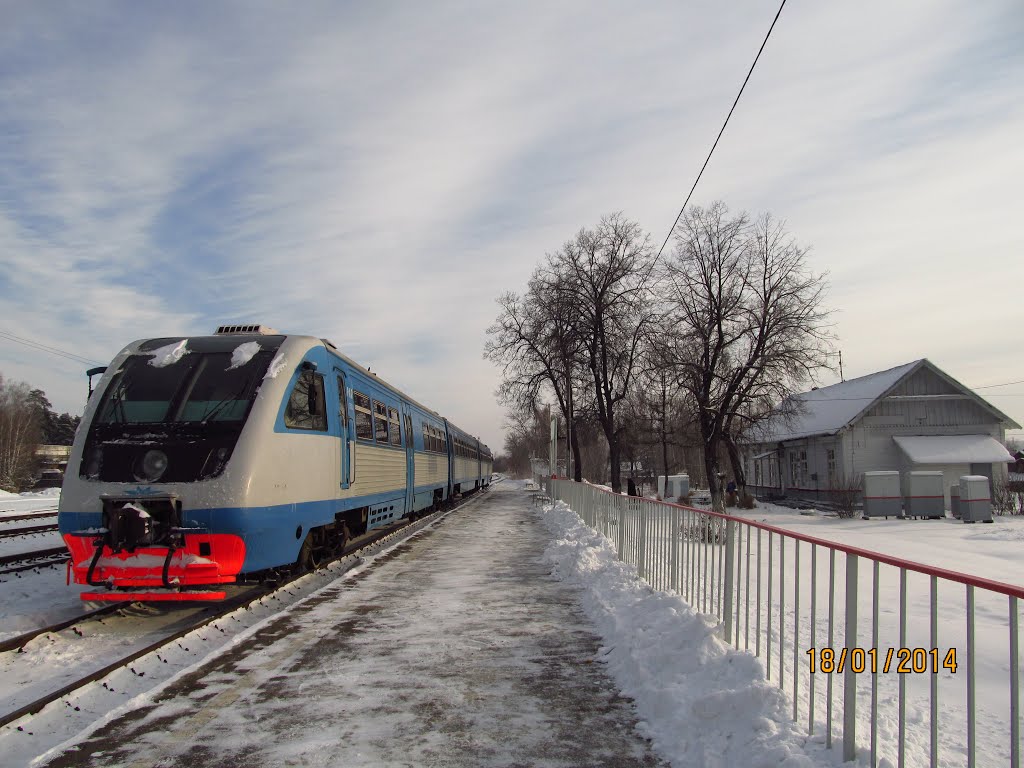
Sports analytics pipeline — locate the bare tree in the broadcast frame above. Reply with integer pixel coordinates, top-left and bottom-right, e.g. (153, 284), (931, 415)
(546, 213), (657, 493)
(661, 202), (834, 511)
(485, 272), (589, 480)
(0, 375), (43, 492)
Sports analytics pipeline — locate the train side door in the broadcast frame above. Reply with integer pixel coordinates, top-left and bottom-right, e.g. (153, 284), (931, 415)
(334, 369), (352, 489)
(403, 405), (414, 515)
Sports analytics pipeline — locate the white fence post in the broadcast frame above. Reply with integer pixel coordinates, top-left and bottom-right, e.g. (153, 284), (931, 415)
(723, 517), (735, 643)
(844, 553), (859, 763)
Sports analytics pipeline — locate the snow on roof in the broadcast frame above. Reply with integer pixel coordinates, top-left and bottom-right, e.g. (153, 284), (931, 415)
(893, 434), (1014, 464)
(751, 360), (921, 443)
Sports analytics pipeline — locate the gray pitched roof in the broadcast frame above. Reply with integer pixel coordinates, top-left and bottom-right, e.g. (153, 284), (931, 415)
(748, 359), (1020, 444)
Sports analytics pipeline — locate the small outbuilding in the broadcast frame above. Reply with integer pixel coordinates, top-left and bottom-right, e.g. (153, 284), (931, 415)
(742, 359), (1019, 507)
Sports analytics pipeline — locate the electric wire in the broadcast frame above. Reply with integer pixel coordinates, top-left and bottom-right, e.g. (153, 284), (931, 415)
(654, 0), (789, 266)
(0, 329), (103, 366)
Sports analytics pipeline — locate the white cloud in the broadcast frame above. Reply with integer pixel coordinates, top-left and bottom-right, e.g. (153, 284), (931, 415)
(1, 0), (1021, 450)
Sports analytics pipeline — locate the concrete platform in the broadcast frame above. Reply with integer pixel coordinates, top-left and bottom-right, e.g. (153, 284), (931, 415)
(43, 485), (663, 767)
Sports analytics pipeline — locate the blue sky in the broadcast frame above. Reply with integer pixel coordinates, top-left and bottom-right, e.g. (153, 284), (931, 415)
(1, 0), (1022, 451)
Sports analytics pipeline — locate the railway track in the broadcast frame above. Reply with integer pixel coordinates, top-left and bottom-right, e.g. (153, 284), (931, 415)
(0, 487), (491, 731)
(0, 507), (59, 523)
(0, 547), (69, 576)
(0, 522), (59, 540)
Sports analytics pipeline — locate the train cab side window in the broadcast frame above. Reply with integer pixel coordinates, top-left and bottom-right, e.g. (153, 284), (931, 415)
(285, 371), (327, 431)
(373, 401), (389, 443)
(354, 391), (373, 440)
(388, 408), (402, 446)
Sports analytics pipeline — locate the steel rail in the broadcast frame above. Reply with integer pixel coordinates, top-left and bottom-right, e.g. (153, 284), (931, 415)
(0, 523), (59, 540)
(0, 547), (69, 569)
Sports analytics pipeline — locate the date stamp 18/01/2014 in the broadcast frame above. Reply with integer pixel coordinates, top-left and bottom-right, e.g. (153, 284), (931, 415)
(806, 647), (958, 674)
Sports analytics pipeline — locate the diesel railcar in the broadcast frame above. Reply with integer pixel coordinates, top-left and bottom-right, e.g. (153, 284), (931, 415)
(58, 325), (492, 601)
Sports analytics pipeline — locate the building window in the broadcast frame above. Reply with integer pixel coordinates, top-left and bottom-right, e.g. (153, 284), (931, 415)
(285, 371), (327, 431)
(827, 449), (836, 486)
(354, 391), (373, 440)
(790, 450), (808, 488)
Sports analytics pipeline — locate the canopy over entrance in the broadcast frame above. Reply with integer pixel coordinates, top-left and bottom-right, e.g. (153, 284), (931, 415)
(893, 435), (1013, 465)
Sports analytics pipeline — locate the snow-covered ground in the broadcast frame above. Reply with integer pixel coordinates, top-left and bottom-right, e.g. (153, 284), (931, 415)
(0, 489), (92, 639)
(728, 499), (1024, 588)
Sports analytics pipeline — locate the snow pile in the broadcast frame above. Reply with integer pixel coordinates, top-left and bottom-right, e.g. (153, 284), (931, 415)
(264, 352), (287, 379)
(227, 340), (261, 370)
(540, 500), (832, 767)
(146, 339), (189, 368)
(0, 489), (15, 497)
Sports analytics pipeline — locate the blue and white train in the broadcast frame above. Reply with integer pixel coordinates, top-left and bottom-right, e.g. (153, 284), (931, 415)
(58, 325), (492, 601)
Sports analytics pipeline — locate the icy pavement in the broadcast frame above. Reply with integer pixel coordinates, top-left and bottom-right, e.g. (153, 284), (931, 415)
(37, 485), (665, 767)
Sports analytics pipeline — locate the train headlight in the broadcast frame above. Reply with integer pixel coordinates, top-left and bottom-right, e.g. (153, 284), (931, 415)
(136, 449), (169, 482)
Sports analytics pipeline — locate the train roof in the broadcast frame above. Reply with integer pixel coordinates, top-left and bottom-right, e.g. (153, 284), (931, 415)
(207, 329), (488, 449)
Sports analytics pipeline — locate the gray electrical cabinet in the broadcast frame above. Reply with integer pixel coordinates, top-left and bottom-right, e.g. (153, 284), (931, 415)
(863, 471), (902, 518)
(959, 475), (993, 523)
(904, 471), (945, 519)
(658, 474), (689, 501)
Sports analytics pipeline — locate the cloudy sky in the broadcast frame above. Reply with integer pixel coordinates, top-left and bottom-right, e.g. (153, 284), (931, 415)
(1, 0), (1022, 451)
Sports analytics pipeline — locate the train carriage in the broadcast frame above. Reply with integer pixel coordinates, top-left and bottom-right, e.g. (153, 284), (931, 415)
(57, 325), (490, 601)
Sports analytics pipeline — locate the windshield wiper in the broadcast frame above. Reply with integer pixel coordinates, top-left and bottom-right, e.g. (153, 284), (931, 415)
(198, 378), (255, 423)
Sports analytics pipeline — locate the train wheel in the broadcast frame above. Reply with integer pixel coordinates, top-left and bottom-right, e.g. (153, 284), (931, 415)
(297, 534), (321, 573)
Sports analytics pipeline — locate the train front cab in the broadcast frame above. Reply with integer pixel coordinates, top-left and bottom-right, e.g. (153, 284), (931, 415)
(58, 331), (291, 601)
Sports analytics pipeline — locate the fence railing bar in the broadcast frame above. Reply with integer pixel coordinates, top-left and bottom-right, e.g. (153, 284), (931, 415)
(899, 567), (907, 768)
(871, 559), (879, 767)
(780, 533), (787, 690)
(768, 532), (774, 681)
(745, 525), (752, 651)
(827, 548), (835, 750)
(967, 584), (976, 768)
(843, 553), (858, 763)
(724, 519), (735, 644)
(931, 575), (938, 768)
(756, 528), (763, 659)
(810, 543), (817, 736)
(1012, 595), (1020, 768)
(734, 519), (742, 646)
(793, 539), (800, 722)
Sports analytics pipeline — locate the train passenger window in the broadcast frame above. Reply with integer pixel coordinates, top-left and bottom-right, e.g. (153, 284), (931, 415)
(354, 391), (373, 440)
(388, 408), (402, 446)
(373, 401), (389, 443)
(336, 376), (348, 430)
(285, 371), (327, 431)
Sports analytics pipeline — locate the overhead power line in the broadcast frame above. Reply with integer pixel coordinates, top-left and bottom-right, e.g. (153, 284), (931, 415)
(972, 379), (1024, 390)
(654, 0), (789, 264)
(0, 329), (104, 367)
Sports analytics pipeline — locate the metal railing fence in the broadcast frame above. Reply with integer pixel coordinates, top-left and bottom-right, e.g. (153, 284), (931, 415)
(550, 479), (1023, 768)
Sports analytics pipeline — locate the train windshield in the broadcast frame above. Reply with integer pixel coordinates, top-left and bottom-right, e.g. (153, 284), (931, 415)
(96, 339), (278, 425)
